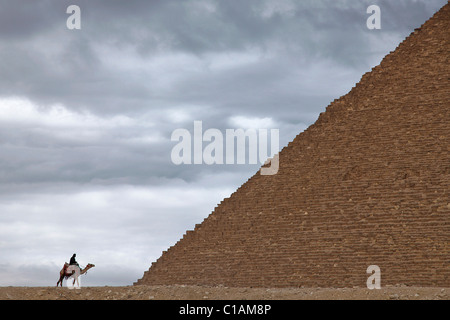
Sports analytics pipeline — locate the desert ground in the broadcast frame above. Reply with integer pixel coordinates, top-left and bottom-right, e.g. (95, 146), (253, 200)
(0, 285), (447, 300)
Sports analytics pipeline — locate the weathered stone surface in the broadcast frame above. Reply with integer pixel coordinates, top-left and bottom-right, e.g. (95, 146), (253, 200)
(135, 3), (450, 288)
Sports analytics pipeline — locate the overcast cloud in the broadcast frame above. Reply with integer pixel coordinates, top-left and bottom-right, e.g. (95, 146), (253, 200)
(0, 0), (446, 286)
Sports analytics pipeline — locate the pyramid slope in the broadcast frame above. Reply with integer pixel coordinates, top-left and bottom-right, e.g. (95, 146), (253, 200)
(136, 4), (450, 287)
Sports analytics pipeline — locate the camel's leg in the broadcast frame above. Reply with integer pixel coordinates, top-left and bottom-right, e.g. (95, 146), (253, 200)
(57, 275), (63, 287)
(72, 276), (80, 289)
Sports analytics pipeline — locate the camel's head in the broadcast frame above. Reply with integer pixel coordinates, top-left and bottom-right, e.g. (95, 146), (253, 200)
(86, 263), (95, 268)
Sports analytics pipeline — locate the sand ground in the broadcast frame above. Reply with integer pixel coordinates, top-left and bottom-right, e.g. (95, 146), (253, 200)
(0, 285), (447, 300)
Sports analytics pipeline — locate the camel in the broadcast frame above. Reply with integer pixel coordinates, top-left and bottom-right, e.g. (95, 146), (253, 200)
(56, 262), (95, 287)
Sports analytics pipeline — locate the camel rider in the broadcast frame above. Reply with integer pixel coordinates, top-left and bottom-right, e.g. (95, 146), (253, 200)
(69, 253), (80, 267)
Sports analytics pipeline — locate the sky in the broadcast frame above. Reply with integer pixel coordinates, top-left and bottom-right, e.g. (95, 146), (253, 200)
(0, 0), (447, 286)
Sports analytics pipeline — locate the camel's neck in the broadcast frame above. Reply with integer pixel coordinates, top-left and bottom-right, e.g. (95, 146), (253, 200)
(80, 266), (92, 274)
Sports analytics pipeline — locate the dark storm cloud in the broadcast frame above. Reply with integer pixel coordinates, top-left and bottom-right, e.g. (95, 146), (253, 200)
(0, 0), (61, 39)
(1, 0), (444, 115)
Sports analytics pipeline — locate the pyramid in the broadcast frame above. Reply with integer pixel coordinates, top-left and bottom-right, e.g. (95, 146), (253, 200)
(136, 3), (450, 288)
